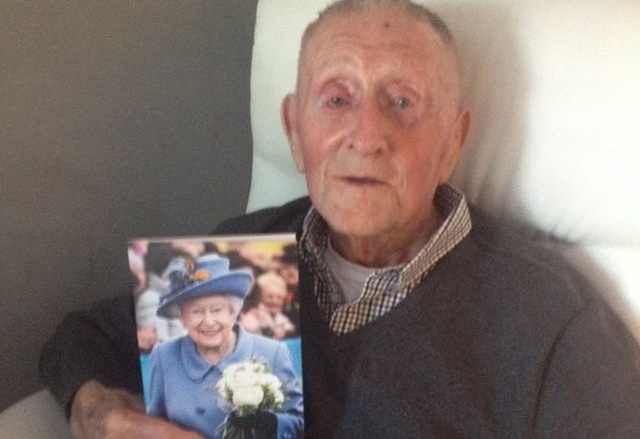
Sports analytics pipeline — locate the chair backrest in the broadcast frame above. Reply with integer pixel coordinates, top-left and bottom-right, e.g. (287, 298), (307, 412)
(247, 0), (640, 339)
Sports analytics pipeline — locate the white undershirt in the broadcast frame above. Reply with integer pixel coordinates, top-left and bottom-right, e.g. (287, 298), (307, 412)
(323, 238), (375, 304)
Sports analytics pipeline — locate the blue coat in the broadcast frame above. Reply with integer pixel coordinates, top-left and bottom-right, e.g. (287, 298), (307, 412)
(147, 326), (304, 439)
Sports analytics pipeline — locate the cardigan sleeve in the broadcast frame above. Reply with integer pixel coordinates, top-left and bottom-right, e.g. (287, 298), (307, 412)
(38, 292), (142, 416)
(533, 295), (640, 438)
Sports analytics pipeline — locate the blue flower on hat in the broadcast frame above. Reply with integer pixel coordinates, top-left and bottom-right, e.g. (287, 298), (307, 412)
(156, 253), (253, 319)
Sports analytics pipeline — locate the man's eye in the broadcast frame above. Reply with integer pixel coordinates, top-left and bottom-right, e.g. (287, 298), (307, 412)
(393, 96), (411, 109)
(328, 96), (346, 107)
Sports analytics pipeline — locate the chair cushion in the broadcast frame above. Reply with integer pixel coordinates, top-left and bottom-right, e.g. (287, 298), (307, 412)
(0, 389), (72, 439)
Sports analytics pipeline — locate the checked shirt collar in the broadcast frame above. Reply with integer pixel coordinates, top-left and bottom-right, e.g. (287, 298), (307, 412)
(298, 184), (472, 335)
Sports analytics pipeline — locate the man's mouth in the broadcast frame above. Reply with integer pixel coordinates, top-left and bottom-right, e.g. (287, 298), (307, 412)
(341, 176), (383, 185)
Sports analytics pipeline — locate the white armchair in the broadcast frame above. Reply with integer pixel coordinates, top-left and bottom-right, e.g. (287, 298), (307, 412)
(0, 389), (71, 439)
(2, 0), (638, 437)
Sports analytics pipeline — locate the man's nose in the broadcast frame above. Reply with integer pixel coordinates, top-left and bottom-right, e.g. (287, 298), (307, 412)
(349, 100), (389, 154)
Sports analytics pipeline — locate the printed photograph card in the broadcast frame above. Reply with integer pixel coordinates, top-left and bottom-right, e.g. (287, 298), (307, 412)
(128, 233), (304, 439)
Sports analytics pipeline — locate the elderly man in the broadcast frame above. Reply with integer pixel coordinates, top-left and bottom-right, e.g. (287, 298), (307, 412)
(40, 1), (640, 438)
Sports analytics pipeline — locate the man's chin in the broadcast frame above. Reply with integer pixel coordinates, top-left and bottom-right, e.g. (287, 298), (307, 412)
(325, 212), (393, 242)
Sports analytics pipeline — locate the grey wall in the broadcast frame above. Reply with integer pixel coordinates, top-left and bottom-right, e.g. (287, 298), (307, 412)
(1, 0), (258, 411)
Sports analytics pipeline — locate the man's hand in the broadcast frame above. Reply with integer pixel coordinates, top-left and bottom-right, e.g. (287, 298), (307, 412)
(69, 380), (204, 439)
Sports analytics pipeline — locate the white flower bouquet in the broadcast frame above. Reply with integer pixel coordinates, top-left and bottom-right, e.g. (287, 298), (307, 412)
(215, 359), (285, 439)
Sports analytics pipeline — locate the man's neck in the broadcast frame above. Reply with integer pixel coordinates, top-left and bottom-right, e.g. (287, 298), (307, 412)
(329, 210), (443, 268)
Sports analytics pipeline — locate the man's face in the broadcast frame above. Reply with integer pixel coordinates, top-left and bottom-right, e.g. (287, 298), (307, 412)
(262, 285), (286, 315)
(282, 8), (469, 256)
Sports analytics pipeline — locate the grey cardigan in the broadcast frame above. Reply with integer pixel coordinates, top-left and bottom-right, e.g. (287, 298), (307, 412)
(291, 200), (640, 438)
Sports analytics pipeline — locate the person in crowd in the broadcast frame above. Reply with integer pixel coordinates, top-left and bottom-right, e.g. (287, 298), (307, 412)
(128, 246), (147, 298)
(239, 271), (296, 339)
(237, 242), (276, 274)
(135, 243), (189, 351)
(147, 253), (303, 439)
(274, 244), (301, 336)
(128, 245), (158, 352)
(274, 244), (299, 293)
(39, 1), (640, 438)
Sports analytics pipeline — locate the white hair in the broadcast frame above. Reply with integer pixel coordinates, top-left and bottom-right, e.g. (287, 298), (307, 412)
(228, 295), (244, 321)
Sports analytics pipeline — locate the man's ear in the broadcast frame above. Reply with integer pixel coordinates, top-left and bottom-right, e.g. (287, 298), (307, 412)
(281, 94), (305, 173)
(439, 107), (471, 184)
(457, 107), (471, 150)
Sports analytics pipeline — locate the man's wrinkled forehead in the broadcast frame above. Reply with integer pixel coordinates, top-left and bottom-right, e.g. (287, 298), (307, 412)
(295, 4), (462, 104)
(299, 0), (456, 61)
(296, 3), (459, 87)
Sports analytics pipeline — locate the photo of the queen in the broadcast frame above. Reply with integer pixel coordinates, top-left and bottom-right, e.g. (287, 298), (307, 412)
(144, 250), (304, 439)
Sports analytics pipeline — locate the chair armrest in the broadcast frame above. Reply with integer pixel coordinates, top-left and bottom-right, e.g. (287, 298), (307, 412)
(0, 389), (72, 439)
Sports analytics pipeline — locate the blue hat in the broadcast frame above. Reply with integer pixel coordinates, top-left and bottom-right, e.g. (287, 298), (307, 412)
(156, 253), (253, 319)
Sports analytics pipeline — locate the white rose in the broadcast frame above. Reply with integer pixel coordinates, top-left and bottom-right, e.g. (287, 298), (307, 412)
(215, 379), (227, 395)
(259, 374), (282, 394)
(221, 363), (243, 378)
(231, 370), (260, 391)
(258, 373), (279, 386)
(273, 389), (284, 405)
(232, 385), (265, 408)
